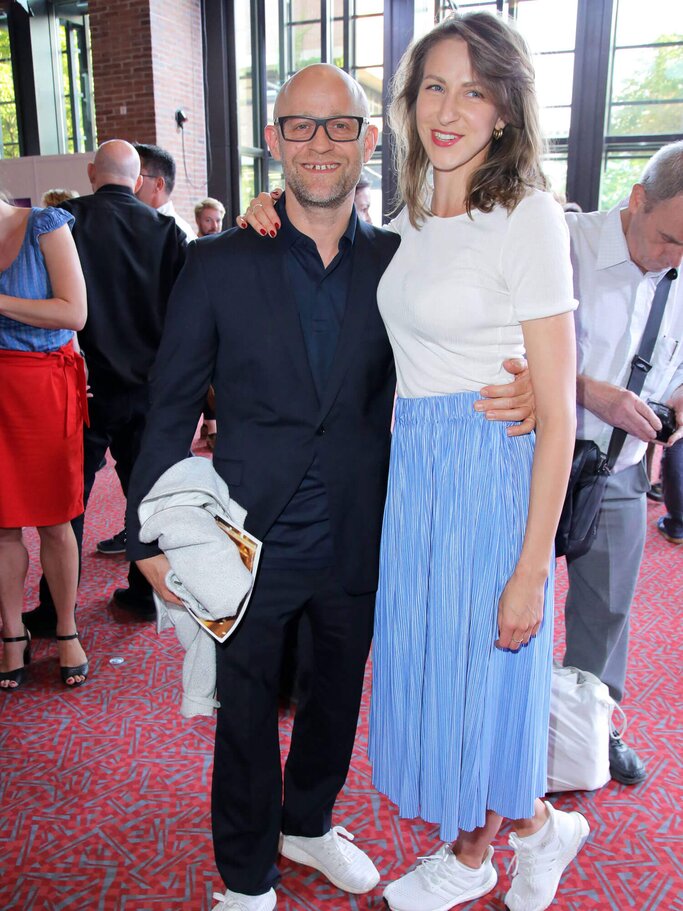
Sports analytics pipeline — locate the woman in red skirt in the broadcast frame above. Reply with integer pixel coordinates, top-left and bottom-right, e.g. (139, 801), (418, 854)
(0, 196), (89, 689)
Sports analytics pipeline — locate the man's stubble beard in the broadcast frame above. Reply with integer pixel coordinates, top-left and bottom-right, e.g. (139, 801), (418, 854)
(284, 164), (362, 212)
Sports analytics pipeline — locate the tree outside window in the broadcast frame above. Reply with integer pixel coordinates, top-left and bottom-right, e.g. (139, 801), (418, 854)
(0, 14), (20, 159)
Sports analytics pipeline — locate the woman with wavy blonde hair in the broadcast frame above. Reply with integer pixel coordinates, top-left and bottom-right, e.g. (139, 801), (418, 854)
(368, 12), (587, 911)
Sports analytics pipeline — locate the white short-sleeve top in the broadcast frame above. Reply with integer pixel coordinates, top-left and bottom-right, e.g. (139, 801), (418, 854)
(377, 188), (577, 397)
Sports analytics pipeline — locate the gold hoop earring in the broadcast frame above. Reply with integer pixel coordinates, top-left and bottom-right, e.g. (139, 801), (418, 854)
(492, 127), (504, 141)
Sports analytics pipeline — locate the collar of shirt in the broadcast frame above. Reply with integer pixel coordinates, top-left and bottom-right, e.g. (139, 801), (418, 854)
(596, 203), (631, 271)
(276, 192), (357, 261)
(95, 184), (135, 197)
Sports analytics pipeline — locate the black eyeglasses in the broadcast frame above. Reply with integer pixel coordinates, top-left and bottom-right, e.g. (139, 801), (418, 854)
(140, 173), (159, 179)
(275, 116), (369, 142)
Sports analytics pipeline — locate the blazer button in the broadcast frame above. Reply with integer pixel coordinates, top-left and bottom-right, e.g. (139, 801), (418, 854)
(316, 425), (326, 436)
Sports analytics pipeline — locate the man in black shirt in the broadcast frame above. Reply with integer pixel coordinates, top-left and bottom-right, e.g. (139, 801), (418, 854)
(26, 139), (186, 631)
(125, 67), (533, 911)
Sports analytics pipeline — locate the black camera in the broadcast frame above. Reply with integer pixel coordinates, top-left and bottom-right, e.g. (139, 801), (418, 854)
(647, 400), (677, 443)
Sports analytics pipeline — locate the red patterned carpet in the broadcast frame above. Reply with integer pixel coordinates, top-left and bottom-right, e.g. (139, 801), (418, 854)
(1, 442), (681, 911)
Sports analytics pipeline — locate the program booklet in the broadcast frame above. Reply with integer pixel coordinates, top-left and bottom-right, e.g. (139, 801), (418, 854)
(184, 516), (262, 644)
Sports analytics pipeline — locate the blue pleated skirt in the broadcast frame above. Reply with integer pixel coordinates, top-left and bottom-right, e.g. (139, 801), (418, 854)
(369, 393), (553, 841)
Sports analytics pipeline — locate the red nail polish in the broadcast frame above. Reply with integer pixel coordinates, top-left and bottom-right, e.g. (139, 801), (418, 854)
(269, 230), (276, 238)
(274, 223), (281, 230)
(260, 229), (267, 236)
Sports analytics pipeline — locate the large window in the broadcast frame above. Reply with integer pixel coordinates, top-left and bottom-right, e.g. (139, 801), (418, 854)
(234, 0), (385, 218)
(413, 0), (579, 201)
(228, 0), (682, 217)
(0, 12), (20, 159)
(601, 0), (683, 207)
(1, 0), (95, 158)
(235, 2), (259, 205)
(58, 15), (95, 154)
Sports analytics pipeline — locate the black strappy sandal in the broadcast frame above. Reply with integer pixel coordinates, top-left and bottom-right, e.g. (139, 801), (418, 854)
(0, 628), (32, 690)
(56, 632), (89, 687)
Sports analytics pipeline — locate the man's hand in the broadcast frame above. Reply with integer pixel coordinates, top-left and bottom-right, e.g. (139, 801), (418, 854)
(665, 385), (683, 446)
(475, 358), (535, 437)
(136, 554), (184, 606)
(578, 375), (661, 442)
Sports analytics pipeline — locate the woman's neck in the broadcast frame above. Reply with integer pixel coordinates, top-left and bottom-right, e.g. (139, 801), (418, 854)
(430, 170), (469, 218)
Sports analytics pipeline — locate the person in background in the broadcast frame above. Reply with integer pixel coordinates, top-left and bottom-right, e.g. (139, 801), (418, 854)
(658, 437), (683, 544)
(353, 177), (372, 224)
(194, 198), (227, 444)
(41, 188), (79, 208)
(23, 140), (187, 634)
(195, 197), (226, 237)
(0, 193), (89, 689)
(134, 142), (198, 241)
(563, 140), (683, 785)
(98, 145), (200, 553)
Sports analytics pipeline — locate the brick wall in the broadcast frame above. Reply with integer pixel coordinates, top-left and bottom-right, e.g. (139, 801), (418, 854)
(88, 0), (207, 227)
(89, 0), (156, 143)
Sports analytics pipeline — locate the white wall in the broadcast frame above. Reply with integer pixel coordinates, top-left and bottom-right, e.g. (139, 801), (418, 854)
(0, 153), (94, 206)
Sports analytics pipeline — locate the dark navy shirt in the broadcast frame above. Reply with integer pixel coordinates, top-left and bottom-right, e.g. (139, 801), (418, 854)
(261, 196), (357, 569)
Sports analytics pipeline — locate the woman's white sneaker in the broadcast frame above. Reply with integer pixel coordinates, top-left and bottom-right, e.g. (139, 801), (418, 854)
(505, 801), (590, 911)
(383, 845), (497, 911)
(280, 826), (380, 894)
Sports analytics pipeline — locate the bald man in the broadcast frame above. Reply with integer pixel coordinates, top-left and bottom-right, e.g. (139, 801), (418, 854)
(28, 140), (187, 631)
(125, 66), (533, 910)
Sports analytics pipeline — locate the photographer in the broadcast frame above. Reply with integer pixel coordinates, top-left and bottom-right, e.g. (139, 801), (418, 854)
(563, 140), (683, 786)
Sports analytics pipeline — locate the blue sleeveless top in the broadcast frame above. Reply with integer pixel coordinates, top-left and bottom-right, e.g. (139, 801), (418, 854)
(0, 206), (76, 351)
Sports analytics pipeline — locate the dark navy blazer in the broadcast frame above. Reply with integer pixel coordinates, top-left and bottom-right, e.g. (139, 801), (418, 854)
(126, 212), (401, 595)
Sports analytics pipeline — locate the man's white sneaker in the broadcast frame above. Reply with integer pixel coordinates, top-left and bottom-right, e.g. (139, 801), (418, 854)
(280, 826), (380, 894)
(504, 800), (590, 911)
(383, 845), (497, 911)
(211, 887), (276, 911)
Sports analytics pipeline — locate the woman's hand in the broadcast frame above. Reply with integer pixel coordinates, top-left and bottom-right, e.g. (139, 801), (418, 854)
(236, 188), (283, 236)
(495, 569), (546, 651)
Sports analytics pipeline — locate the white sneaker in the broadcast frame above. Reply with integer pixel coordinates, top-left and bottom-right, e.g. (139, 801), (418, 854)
(505, 801), (590, 911)
(211, 887), (276, 911)
(383, 844), (497, 911)
(280, 826), (380, 894)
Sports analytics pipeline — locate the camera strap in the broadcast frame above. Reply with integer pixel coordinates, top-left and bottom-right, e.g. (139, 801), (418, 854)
(605, 266), (678, 469)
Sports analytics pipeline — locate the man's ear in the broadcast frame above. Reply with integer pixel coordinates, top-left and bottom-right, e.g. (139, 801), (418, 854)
(363, 123), (379, 164)
(265, 124), (281, 160)
(87, 162), (96, 188)
(133, 174), (143, 194)
(629, 183), (646, 214)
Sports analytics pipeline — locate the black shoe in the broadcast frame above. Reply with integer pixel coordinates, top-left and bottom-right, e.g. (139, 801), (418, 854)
(57, 631), (89, 687)
(609, 729), (647, 785)
(22, 604), (58, 638)
(656, 516), (683, 545)
(110, 587), (156, 622)
(97, 529), (127, 555)
(0, 628), (32, 690)
(646, 482), (663, 502)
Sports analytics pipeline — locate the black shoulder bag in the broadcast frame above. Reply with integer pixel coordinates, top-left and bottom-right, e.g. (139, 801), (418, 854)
(556, 266), (677, 560)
